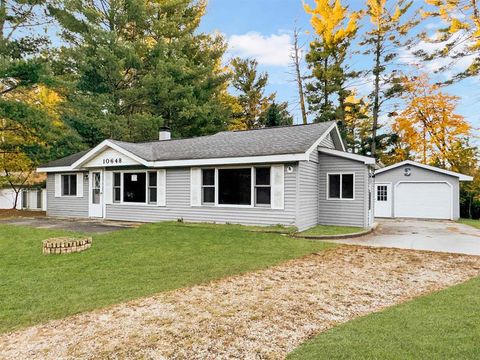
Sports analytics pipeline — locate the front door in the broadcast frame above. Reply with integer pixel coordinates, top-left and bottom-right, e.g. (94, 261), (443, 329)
(374, 183), (392, 218)
(89, 170), (103, 218)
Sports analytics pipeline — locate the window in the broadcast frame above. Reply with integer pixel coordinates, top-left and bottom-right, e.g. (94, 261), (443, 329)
(113, 173), (121, 203)
(377, 185), (388, 201)
(202, 169), (215, 204)
(148, 172), (157, 204)
(62, 174), (77, 196)
(328, 173), (354, 200)
(123, 172), (146, 203)
(37, 190), (42, 209)
(218, 168), (251, 205)
(255, 167), (271, 205)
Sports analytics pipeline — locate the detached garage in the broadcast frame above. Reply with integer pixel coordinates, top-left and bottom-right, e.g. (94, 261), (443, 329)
(374, 160), (472, 220)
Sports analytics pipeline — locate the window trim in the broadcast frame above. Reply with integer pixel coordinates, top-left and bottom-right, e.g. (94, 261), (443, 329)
(201, 168), (216, 205)
(196, 166), (273, 209)
(61, 173), (78, 197)
(326, 172), (355, 201)
(108, 170), (160, 206)
(254, 166), (271, 207)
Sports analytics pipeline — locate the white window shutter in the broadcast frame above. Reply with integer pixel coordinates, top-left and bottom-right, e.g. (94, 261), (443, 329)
(104, 171), (112, 204)
(190, 168), (202, 206)
(54, 174), (61, 197)
(271, 165), (285, 210)
(76, 173), (84, 198)
(157, 169), (166, 206)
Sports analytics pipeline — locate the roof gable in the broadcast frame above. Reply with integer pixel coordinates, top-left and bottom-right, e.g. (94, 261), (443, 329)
(375, 160), (473, 181)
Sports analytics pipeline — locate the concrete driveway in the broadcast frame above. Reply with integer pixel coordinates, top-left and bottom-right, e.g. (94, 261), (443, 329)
(0, 217), (139, 234)
(334, 219), (480, 256)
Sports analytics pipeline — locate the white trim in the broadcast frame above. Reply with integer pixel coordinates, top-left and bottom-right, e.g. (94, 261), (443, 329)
(38, 153), (307, 172)
(332, 125), (346, 151)
(393, 180), (453, 220)
(326, 172), (356, 201)
(305, 122), (338, 159)
(376, 160), (473, 181)
(319, 147), (376, 165)
(106, 170), (161, 206)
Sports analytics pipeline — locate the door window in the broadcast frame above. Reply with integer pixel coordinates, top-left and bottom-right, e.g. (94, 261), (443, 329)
(377, 185), (388, 201)
(92, 172), (101, 204)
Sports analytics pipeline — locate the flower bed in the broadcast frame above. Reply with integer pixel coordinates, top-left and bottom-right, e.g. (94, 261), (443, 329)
(42, 237), (92, 255)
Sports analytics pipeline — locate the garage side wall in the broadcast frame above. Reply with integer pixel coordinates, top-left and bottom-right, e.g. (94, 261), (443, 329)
(318, 153), (369, 228)
(375, 165), (460, 220)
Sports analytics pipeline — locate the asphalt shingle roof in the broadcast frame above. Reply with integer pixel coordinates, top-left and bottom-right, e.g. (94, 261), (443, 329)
(40, 122), (335, 168)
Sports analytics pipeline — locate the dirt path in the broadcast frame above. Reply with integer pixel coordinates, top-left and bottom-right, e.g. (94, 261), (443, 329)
(2, 246), (480, 360)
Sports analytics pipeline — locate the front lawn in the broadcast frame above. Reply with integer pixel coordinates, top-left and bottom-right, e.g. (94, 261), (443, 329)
(299, 224), (364, 237)
(459, 218), (480, 230)
(288, 276), (480, 360)
(0, 221), (332, 333)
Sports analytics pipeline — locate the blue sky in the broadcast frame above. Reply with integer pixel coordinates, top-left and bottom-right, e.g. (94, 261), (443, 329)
(199, 0), (479, 136)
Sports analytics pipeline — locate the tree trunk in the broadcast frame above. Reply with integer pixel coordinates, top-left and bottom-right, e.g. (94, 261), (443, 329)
(292, 28), (308, 125)
(323, 57), (329, 115)
(12, 189), (20, 210)
(371, 33), (382, 158)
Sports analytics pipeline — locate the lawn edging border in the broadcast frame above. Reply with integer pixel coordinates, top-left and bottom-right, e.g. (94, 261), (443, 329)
(291, 222), (379, 240)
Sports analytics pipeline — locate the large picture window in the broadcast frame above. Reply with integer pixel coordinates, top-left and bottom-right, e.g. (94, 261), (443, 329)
(328, 173), (354, 200)
(62, 174), (77, 196)
(123, 172), (146, 203)
(255, 167), (271, 205)
(218, 168), (251, 205)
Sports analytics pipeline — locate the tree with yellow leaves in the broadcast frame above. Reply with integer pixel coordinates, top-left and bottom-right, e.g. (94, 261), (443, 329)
(391, 74), (474, 169)
(421, 0), (480, 80)
(361, 0), (419, 157)
(304, 0), (361, 123)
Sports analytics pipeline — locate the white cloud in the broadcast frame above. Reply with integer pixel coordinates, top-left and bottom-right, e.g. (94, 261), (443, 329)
(228, 32), (292, 67)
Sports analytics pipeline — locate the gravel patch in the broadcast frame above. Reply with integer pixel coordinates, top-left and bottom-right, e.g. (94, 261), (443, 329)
(2, 246), (480, 360)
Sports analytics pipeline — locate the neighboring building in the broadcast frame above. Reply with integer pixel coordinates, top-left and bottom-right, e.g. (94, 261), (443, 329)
(0, 187), (46, 211)
(37, 122), (376, 230)
(374, 160), (473, 220)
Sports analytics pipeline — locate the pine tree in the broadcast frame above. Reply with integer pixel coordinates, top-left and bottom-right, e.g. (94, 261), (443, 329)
(50, 0), (230, 142)
(304, 0), (360, 123)
(229, 57), (275, 130)
(262, 102), (293, 127)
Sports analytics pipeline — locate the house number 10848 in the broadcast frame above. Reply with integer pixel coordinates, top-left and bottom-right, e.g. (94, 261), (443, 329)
(103, 158), (123, 165)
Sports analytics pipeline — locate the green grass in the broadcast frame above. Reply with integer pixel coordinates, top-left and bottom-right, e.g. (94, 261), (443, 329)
(299, 225), (364, 237)
(0, 221), (332, 334)
(288, 276), (480, 360)
(459, 218), (480, 230)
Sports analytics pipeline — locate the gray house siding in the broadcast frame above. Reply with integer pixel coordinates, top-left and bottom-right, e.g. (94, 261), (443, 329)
(375, 164), (460, 219)
(46, 173), (88, 218)
(318, 153), (369, 228)
(296, 158), (319, 231)
(319, 133), (335, 149)
(105, 164), (298, 227)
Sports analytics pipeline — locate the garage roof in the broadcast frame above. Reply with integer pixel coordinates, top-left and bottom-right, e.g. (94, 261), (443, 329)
(375, 160), (473, 181)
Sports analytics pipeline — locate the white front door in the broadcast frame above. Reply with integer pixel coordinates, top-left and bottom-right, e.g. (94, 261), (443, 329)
(374, 183), (392, 218)
(89, 170), (103, 218)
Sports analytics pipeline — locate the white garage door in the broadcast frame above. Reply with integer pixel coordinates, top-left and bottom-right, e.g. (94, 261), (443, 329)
(395, 182), (452, 220)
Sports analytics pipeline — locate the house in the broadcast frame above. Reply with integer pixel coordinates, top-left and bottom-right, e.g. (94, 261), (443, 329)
(374, 160), (473, 220)
(37, 121), (376, 231)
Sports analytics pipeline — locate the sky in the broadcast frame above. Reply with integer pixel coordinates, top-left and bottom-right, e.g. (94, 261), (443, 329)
(198, 0), (479, 136)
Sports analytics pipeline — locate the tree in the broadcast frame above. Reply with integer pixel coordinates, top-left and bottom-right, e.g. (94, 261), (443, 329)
(50, 0), (230, 142)
(391, 74), (473, 168)
(342, 91), (371, 153)
(0, 0), (81, 208)
(361, 0), (419, 157)
(304, 0), (360, 123)
(229, 57), (275, 130)
(421, 0), (480, 81)
(290, 27), (308, 124)
(261, 101), (293, 127)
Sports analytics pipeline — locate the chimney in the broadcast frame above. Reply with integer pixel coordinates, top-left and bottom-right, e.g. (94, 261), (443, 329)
(159, 126), (171, 141)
